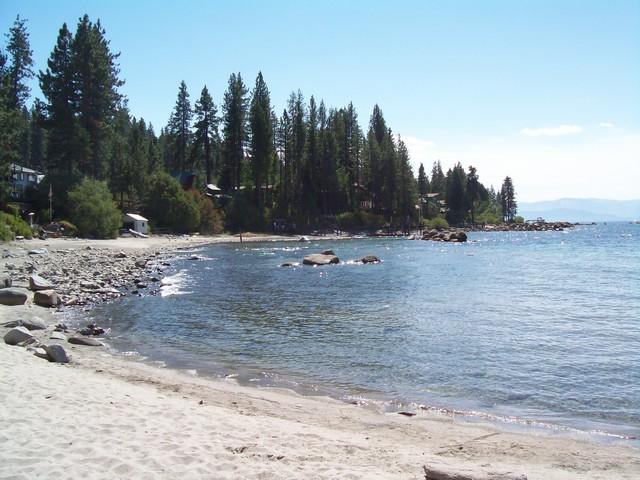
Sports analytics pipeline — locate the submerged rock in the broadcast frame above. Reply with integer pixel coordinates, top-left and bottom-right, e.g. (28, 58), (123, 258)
(360, 255), (381, 264)
(0, 287), (29, 306)
(302, 253), (340, 266)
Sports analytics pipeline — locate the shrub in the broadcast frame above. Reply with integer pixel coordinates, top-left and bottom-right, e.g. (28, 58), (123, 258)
(187, 190), (224, 234)
(0, 212), (33, 239)
(335, 211), (385, 231)
(68, 178), (122, 239)
(144, 172), (200, 233)
(58, 220), (78, 237)
(426, 217), (449, 230)
(224, 191), (262, 232)
(514, 215), (525, 224)
(0, 222), (14, 241)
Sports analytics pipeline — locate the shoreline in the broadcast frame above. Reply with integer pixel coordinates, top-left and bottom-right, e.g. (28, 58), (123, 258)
(2, 235), (640, 478)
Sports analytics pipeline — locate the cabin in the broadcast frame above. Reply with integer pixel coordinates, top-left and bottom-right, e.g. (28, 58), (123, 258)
(8, 163), (44, 201)
(123, 213), (149, 235)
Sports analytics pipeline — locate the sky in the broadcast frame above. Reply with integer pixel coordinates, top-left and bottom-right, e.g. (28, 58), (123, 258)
(1, 0), (639, 202)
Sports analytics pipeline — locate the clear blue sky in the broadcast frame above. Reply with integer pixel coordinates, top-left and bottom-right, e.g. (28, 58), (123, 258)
(2, 0), (639, 201)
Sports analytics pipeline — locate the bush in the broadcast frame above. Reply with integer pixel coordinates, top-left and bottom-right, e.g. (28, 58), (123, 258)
(0, 212), (33, 239)
(187, 190), (224, 234)
(224, 191), (262, 232)
(58, 220), (78, 237)
(426, 217), (449, 230)
(0, 222), (14, 241)
(514, 215), (524, 224)
(68, 178), (122, 239)
(144, 172), (200, 234)
(335, 211), (385, 231)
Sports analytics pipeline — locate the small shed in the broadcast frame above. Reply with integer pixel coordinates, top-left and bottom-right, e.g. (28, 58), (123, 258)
(124, 213), (149, 235)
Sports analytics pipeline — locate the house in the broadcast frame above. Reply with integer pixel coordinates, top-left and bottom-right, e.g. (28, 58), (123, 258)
(123, 213), (149, 235)
(8, 163), (44, 201)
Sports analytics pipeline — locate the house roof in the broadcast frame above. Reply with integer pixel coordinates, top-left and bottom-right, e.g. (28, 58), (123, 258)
(125, 213), (148, 222)
(10, 163), (42, 175)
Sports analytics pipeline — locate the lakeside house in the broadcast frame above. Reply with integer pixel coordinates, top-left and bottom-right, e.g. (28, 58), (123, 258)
(8, 163), (44, 202)
(123, 213), (149, 235)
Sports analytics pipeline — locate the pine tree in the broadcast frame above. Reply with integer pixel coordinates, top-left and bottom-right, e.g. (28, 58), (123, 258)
(467, 165), (479, 224)
(193, 85), (219, 184)
(430, 160), (446, 195)
(71, 15), (124, 179)
(5, 15), (34, 110)
(445, 163), (467, 225)
(249, 72), (273, 214)
(166, 80), (192, 174)
(501, 176), (517, 222)
(220, 73), (248, 192)
(396, 136), (416, 224)
(417, 163), (429, 197)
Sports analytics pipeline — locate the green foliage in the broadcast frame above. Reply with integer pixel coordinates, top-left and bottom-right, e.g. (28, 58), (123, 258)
(187, 190), (224, 234)
(0, 222), (13, 241)
(58, 220), (77, 236)
(144, 172), (199, 233)
(0, 211), (32, 238)
(514, 215), (524, 224)
(224, 190), (262, 232)
(336, 211), (385, 231)
(426, 217), (449, 230)
(67, 178), (122, 238)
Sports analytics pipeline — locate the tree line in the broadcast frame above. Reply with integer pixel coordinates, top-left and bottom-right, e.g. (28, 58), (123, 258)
(0, 14), (518, 237)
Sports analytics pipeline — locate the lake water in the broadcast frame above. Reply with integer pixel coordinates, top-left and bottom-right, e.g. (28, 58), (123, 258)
(75, 223), (640, 444)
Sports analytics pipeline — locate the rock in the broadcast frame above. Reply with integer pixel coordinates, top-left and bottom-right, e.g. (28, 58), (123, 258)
(77, 324), (106, 336)
(0, 274), (12, 288)
(280, 262), (298, 267)
(0, 287), (28, 306)
(32, 347), (49, 360)
(136, 282), (148, 289)
(50, 332), (67, 341)
(5, 263), (16, 270)
(321, 249), (335, 255)
(298, 236), (310, 242)
(28, 248), (48, 255)
(34, 290), (61, 308)
(44, 344), (70, 363)
(29, 273), (54, 291)
(115, 251), (127, 258)
(4, 326), (34, 345)
(189, 255), (202, 260)
(134, 259), (147, 268)
(302, 253), (340, 266)
(360, 255), (381, 264)
(21, 316), (47, 331)
(422, 465), (527, 480)
(68, 336), (103, 347)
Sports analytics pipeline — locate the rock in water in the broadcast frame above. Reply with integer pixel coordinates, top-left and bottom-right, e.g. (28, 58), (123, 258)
(302, 253), (340, 266)
(29, 273), (54, 291)
(44, 344), (70, 363)
(0, 288), (28, 306)
(0, 274), (11, 288)
(321, 249), (335, 255)
(4, 326), (34, 345)
(68, 336), (103, 347)
(360, 255), (381, 264)
(34, 290), (61, 308)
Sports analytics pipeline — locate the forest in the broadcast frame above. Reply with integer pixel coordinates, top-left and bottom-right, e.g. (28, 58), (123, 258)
(0, 15), (518, 239)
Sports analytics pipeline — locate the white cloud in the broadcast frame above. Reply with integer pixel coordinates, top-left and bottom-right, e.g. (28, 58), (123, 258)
(403, 131), (640, 202)
(520, 125), (582, 137)
(401, 135), (437, 169)
(599, 122), (615, 128)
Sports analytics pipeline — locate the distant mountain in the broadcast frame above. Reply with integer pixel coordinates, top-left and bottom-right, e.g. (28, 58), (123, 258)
(518, 198), (640, 222)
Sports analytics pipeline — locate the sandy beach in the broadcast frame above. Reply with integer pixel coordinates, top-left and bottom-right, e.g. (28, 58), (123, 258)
(1, 236), (640, 479)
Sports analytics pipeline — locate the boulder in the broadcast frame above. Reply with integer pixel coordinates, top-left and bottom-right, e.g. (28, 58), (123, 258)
(29, 273), (54, 291)
(302, 253), (340, 266)
(134, 259), (147, 268)
(4, 326), (34, 345)
(68, 336), (103, 347)
(360, 255), (381, 264)
(21, 316), (47, 331)
(44, 344), (70, 363)
(115, 251), (127, 258)
(0, 274), (11, 288)
(34, 290), (61, 308)
(0, 287), (28, 306)
(280, 262), (298, 267)
(321, 249), (335, 255)
(50, 332), (67, 341)
(28, 248), (48, 255)
(32, 347), (49, 360)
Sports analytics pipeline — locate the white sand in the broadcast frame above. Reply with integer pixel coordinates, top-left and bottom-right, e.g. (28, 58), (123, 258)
(1, 238), (640, 479)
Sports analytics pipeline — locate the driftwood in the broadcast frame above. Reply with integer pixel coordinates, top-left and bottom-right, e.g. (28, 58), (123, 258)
(423, 465), (527, 480)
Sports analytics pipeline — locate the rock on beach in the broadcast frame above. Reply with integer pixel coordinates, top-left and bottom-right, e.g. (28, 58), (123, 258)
(68, 336), (103, 347)
(34, 290), (61, 308)
(0, 287), (29, 306)
(44, 344), (70, 363)
(4, 326), (34, 345)
(29, 273), (54, 291)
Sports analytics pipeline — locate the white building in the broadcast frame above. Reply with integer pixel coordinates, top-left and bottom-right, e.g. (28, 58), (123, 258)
(124, 213), (149, 235)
